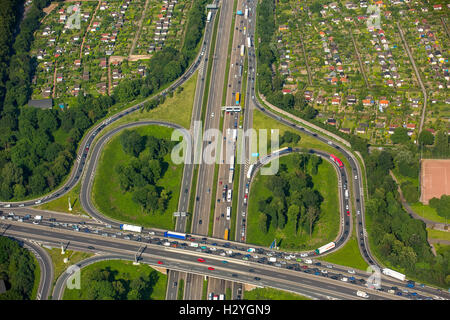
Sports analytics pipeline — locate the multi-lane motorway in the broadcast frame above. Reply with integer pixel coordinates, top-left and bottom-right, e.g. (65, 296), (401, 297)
(1, 0), (448, 301)
(0, 221), (413, 300)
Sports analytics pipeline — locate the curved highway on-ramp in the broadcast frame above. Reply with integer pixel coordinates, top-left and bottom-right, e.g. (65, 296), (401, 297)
(245, 147), (352, 255)
(79, 120), (192, 227)
(52, 254), (129, 300)
(22, 239), (54, 300)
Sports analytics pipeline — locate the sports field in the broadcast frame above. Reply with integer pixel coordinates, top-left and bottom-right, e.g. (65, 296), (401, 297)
(420, 159), (450, 204)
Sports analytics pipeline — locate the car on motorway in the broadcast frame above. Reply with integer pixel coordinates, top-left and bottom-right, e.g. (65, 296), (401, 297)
(197, 258), (205, 262)
(208, 267), (215, 271)
(87, 246), (95, 250)
(157, 261), (163, 264)
(199, 220), (202, 225)
(300, 253), (308, 257)
(254, 277), (261, 281)
(348, 269), (356, 274)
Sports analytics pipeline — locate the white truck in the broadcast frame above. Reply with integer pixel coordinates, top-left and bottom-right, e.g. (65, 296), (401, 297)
(226, 206), (231, 220)
(228, 170), (234, 184)
(227, 189), (232, 202)
(344, 189), (349, 199)
(190, 242), (199, 248)
(34, 215), (42, 221)
(356, 290), (369, 298)
(120, 224), (142, 233)
(269, 257), (276, 262)
(382, 268), (406, 281)
(304, 259), (313, 264)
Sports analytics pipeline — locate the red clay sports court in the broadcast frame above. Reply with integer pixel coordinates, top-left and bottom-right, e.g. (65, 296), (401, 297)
(420, 159), (450, 204)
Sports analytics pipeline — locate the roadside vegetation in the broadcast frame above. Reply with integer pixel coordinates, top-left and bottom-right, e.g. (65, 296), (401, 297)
(243, 287), (311, 300)
(37, 180), (88, 216)
(363, 146), (450, 288)
(63, 260), (167, 300)
(45, 247), (92, 287)
(321, 235), (369, 271)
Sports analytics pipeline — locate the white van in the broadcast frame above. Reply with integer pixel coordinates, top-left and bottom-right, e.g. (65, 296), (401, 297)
(226, 206), (231, 220)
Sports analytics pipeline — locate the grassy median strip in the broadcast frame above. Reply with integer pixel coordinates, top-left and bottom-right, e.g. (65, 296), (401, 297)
(208, 162), (220, 238)
(186, 164), (199, 233)
(177, 278), (185, 300)
(202, 278), (208, 300)
(230, 163), (240, 241)
(221, 0), (238, 106)
(243, 287), (311, 300)
(200, 7), (220, 124)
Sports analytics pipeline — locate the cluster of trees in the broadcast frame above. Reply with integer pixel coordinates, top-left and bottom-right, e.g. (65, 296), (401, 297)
(257, 153), (323, 238)
(76, 266), (160, 300)
(116, 130), (175, 214)
(429, 195), (450, 220)
(256, 0), (317, 120)
(0, 237), (36, 300)
(0, 0), (209, 201)
(279, 131), (301, 146)
(364, 149), (449, 287)
(0, 0), (24, 108)
(0, 92), (113, 200)
(392, 127), (449, 159)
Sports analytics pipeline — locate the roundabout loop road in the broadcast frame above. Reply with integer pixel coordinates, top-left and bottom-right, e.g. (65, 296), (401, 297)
(80, 120), (192, 227)
(245, 147), (352, 256)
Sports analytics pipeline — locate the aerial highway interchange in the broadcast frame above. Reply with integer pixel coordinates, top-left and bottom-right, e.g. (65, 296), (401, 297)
(0, 0), (448, 302)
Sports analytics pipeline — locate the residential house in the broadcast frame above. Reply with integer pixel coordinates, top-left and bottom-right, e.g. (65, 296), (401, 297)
(327, 118), (337, 126)
(347, 95), (357, 105)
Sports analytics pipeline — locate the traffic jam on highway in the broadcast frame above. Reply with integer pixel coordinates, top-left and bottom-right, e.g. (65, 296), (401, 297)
(0, 211), (442, 300)
(0, 0), (447, 302)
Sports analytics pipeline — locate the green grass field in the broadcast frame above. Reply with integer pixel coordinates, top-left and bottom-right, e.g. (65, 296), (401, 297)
(92, 125), (183, 229)
(37, 180), (88, 216)
(427, 228), (450, 241)
(243, 287), (311, 300)
(320, 235), (369, 271)
(44, 247), (93, 286)
(62, 260), (167, 300)
(247, 154), (339, 251)
(252, 109), (352, 170)
(94, 70), (198, 147)
(434, 243), (449, 256)
(410, 202), (447, 224)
